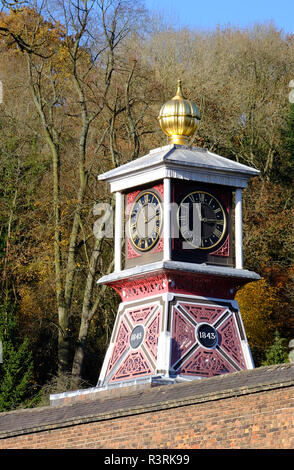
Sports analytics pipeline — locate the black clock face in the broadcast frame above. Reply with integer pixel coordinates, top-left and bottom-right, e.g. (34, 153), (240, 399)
(129, 191), (162, 252)
(178, 191), (226, 250)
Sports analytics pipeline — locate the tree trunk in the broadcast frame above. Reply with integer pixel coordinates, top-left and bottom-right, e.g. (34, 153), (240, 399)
(58, 304), (70, 373)
(71, 199), (115, 380)
(27, 55), (71, 372)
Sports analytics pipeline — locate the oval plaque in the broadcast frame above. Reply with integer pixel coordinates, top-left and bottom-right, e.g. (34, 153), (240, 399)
(130, 325), (144, 349)
(196, 323), (218, 349)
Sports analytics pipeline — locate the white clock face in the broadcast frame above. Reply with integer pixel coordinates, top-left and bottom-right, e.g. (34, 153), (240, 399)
(178, 191), (227, 249)
(129, 191), (162, 252)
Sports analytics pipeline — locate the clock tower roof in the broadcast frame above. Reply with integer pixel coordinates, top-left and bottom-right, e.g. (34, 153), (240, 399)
(97, 260), (261, 288)
(98, 144), (260, 192)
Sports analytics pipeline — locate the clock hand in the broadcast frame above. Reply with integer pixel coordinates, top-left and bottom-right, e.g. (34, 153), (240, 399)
(144, 214), (156, 223)
(201, 217), (218, 223)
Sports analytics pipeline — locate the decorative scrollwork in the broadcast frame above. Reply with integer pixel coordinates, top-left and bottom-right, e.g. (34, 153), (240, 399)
(127, 239), (141, 259)
(210, 235), (230, 257)
(109, 351), (152, 382)
(171, 300), (246, 376)
(127, 305), (156, 324)
(109, 271), (237, 302)
(145, 312), (161, 360)
(218, 316), (246, 368)
(171, 308), (195, 366)
(106, 320), (130, 375)
(180, 349), (235, 377)
(180, 303), (227, 324)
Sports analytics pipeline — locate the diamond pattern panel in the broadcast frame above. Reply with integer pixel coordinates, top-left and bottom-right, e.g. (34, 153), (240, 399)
(127, 304), (157, 325)
(218, 315), (246, 368)
(106, 319), (130, 376)
(180, 303), (227, 324)
(171, 307), (196, 367)
(145, 312), (161, 360)
(171, 300), (247, 378)
(180, 348), (236, 377)
(109, 350), (153, 383)
(105, 302), (162, 384)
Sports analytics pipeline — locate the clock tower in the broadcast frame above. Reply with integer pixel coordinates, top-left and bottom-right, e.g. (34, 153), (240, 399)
(96, 81), (260, 389)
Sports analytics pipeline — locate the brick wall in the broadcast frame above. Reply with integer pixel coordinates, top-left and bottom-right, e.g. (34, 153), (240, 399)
(0, 364), (294, 449)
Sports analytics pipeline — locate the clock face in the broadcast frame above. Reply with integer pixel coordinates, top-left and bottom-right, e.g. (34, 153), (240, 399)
(178, 191), (226, 250)
(129, 191), (162, 252)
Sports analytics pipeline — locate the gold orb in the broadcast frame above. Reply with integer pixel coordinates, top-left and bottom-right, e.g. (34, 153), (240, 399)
(158, 80), (200, 145)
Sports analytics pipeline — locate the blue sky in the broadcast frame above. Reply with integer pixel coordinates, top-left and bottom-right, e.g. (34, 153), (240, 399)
(145, 0), (294, 34)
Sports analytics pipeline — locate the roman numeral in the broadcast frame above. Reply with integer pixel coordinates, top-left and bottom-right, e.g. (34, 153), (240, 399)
(213, 228), (222, 238)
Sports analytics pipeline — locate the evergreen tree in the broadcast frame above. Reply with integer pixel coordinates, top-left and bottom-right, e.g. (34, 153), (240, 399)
(0, 302), (35, 412)
(262, 331), (289, 366)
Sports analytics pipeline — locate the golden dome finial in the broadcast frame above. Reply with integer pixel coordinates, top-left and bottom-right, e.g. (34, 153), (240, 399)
(158, 80), (200, 145)
(175, 79), (184, 98)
